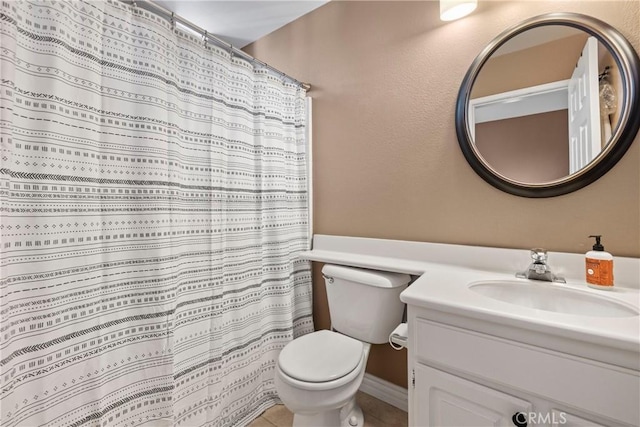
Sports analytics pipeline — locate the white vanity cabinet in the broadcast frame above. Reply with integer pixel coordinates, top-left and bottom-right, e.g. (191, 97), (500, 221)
(407, 306), (640, 427)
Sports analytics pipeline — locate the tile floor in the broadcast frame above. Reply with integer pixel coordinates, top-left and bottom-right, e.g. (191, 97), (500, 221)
(248, 391), (408, 427)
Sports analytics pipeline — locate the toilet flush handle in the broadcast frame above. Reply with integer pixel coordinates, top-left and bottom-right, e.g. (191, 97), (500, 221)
(322, 273), (334, 283)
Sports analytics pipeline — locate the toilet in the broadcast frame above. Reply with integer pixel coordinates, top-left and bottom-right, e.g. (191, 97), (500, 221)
(275, 264), (410, 426)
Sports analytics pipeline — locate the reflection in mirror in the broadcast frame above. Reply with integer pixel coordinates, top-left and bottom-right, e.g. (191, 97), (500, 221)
(468, 26), (623, 184)
(456, 13), (640, 198)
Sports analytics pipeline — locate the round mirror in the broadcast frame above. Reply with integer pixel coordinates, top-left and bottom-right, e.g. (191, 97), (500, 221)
(456, 13), (640, 197)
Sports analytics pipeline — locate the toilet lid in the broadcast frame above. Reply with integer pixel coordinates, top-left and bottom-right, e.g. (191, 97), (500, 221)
(278, 330), (364, 383)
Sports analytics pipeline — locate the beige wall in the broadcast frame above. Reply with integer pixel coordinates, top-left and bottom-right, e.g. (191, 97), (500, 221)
(475, 110), (569, 183)
(245, 1), (640, 388)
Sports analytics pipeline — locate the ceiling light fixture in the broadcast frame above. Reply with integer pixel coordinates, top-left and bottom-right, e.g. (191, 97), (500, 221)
(440, 0), (477, 21)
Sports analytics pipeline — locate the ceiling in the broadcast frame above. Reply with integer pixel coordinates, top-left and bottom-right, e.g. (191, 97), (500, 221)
(153, 0), (328, 48)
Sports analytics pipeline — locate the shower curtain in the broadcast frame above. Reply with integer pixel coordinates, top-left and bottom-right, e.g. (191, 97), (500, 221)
(0, 1), (313, 426)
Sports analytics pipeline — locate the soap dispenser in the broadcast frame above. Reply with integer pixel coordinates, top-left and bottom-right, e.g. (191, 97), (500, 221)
(585, 235), (614, 290)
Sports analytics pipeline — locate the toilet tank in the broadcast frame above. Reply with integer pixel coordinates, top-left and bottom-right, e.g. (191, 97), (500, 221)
(322, 264), (410, 344)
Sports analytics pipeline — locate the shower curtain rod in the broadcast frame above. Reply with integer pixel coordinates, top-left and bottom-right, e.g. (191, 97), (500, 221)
(119, 0), (311, 91)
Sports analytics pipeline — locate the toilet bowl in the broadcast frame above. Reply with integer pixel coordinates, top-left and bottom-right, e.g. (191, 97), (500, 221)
(274, 265), (411, 427)
(275, 330), (371, 427)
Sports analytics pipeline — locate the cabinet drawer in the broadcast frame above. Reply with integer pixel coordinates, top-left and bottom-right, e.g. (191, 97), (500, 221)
(415, 319), (639, 426)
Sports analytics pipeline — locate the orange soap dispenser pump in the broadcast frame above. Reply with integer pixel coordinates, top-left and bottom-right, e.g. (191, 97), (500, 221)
(586, 235), (614, 290)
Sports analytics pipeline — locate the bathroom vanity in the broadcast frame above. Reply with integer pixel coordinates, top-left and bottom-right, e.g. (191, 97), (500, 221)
(300, 235), (640, 427)
(402, 269), (640, 427)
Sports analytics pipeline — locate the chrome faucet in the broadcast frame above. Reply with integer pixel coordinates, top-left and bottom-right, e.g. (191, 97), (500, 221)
(516, 248), (566, 283)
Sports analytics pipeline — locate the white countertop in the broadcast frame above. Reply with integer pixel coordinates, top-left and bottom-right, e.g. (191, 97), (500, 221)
(301, 235), (640, 369)
(297, 249), (433, 275)
(401, 265), (640, 355)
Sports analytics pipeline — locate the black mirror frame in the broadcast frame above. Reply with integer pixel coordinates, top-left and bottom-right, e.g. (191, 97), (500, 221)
(456, 12), (640, 198)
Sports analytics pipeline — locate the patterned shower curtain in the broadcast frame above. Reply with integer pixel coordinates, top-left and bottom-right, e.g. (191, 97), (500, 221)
(0, 0), (313, 426)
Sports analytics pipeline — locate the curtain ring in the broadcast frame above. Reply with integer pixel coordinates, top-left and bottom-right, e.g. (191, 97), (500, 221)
(203, 31), (208, 47)
(170, 12), (176, 30)
(131, 0), (137, 8)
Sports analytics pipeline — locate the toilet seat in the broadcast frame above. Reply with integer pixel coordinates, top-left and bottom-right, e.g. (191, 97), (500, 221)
(278, 330), (364, 383)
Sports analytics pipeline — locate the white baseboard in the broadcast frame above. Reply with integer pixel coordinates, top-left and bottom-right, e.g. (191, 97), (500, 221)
(359, 373), (408, 413)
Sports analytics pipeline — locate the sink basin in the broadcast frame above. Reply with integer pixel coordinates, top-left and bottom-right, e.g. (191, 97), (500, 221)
(469, 280), (639, 317)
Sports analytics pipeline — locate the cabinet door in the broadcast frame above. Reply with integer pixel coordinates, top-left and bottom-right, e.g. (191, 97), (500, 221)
(551, 409), (607, 427)
(415, 364), (532, 427)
